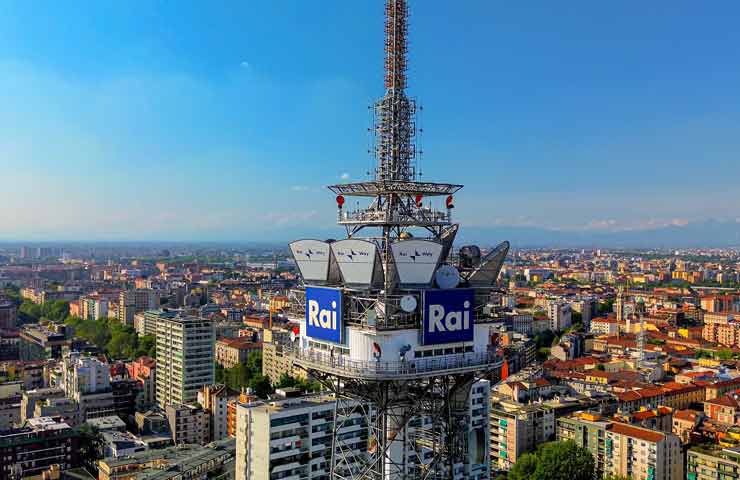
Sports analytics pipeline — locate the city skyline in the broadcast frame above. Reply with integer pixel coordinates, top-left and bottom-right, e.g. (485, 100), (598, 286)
(2, 1), (740, 241)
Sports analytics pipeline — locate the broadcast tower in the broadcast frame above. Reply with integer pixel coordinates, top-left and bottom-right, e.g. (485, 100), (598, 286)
(288, 1), (510, 478)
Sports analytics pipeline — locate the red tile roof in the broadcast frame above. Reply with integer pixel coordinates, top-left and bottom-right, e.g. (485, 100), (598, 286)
(673, 409), (701, 422)
(216, 337), (262, 350)
(610, 422), (666, 443)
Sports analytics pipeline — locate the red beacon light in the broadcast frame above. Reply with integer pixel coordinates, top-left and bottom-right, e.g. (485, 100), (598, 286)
(336, 195), (345, 208)
(415, 194), (423, 208)
(445, 195), (454, 209)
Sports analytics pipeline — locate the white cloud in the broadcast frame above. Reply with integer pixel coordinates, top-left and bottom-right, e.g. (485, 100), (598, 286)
(262, 210), (319, 227)
(240, 61), (250, 69)
(340, 172), (350, 180)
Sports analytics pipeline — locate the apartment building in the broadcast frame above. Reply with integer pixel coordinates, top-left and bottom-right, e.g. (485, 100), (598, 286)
(702, 312), (739, 345)
(235, 394), (370, 480)
(135, 308), (180, 337)
(156, 315), (214, 407)
(503, 311), (534, 336)
(0, 417), (79, 479)
(119, 289), (159, 325)
(198, 384), (239, 441)
(687, 445), (740, 480)
(262, 327), (306, 384)
(215, 337), (262, 369)
(98, 438), (235, 480)
(0, 298), (17, 329)
(165, 403), (210, 445)
(127, 356), (157, 409)
(235, 381), (490, 480)
(547, 301), (572, 331)
(489, 395), (555, 471)
(590, 317), (619, 336)
(557, 412), (683, 480)
(62, 351), (110, 398)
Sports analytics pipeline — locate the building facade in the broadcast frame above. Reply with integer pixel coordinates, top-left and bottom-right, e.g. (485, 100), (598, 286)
(0, 417), (79, 480)
(215, 337), (262, 369)
(165, 403), (210, 446)
(235, 394), (370, 480)
(557, 412), (683, 480)
(119, 289), (159, 325)
(198, 384), (239, 442)
(156, 315), (215, 407)
(490, 396), (554, 470)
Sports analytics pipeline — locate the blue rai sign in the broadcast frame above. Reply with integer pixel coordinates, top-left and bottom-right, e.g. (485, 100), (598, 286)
(422, 289), (474, 345)
(305, 286), (343, 344)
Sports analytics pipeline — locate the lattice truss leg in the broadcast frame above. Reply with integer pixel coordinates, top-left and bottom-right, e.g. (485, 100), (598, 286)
(306, 369), (479, 480)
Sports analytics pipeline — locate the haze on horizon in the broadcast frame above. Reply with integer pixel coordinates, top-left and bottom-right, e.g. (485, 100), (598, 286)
(1, 1), (739, 242)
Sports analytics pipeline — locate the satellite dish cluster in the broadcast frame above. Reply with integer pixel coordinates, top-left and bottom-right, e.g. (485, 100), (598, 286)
(289, 238), (509, 293)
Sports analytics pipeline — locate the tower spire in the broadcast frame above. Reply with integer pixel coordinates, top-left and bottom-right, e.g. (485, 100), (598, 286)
(384, 0), (408, 92)
(374, 0), (416, 183)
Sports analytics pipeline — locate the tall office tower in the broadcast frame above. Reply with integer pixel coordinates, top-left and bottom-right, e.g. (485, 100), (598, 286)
(119, 289), (159, 325)
(156, 315), (215, 407)
(286, 1), (509, 478)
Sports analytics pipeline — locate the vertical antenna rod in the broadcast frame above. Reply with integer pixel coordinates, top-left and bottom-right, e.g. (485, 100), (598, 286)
(374, 0), (416, 183)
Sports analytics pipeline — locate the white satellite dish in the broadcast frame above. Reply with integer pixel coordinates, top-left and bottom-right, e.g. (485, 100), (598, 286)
(400, 295), (417, 313)
(435, 264), (461, 289)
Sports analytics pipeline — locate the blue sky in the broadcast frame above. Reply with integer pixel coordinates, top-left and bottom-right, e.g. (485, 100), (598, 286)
(1, 1), (739, 241)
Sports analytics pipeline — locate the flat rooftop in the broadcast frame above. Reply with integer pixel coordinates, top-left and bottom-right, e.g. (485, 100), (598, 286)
(101, 438), (235, 480)
(240, 393), (342, 415)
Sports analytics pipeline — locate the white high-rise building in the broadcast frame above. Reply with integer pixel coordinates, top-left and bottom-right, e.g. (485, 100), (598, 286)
(547, 301), (572, 332)
(156, 315), (215, 407)
(235, 393), (370, 480)
(235, 381), (491, 480)
(62, 351), (110, 398)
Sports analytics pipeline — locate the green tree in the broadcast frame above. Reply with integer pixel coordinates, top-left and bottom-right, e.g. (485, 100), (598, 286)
(249, 374), (273, 398)
(215, 363), (226, 384)
(716, 349), (734, 360)
(275, 374), (322, 393)
(534, 440), (594, 480)
(2, 285), (21, 303)
(135, 335), (156, 358)
(42, 300), (69, 322)
(509, 440), (594, 480)
(508, 451), (537, 480)
(536, 347), (551, 362)
(75, 423), (104, 470)
(276, 373), (298, 389)
(598, 299), (615, 316)
(534, 330), (555, 349)
(246, 351), (262, 371)
(18, 301), (42, 324)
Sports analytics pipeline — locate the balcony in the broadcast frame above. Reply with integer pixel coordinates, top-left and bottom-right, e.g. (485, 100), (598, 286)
(337, 207), (451, 227)
(292, 348), (503, 381)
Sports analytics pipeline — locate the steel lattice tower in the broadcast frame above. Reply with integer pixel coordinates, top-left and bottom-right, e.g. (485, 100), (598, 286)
(288, 2), (509, 479)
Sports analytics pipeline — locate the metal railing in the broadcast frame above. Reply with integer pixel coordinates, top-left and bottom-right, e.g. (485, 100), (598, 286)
(337, 208), (451, 226)
(291, 348), (502, 380)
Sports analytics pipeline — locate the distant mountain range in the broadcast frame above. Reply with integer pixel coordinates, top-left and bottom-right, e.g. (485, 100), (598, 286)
(272, 219), (740, 249)
(457, 219), (740, 249)
(4, 220), (737, 249)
